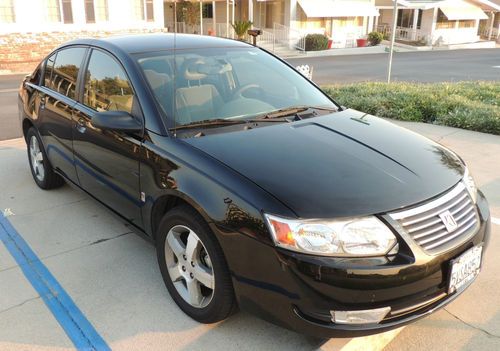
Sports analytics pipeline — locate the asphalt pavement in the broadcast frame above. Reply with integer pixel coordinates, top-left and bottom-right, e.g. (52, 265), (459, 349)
(0, 121), (499, 351)
(287, 48), (500, 85)
(0, 74), (23, 142)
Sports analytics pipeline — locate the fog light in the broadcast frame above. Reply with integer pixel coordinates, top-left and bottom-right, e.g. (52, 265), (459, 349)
(331, 307), (391, 325)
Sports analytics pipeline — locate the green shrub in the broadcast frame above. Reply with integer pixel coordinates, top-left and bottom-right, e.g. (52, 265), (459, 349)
(231, 20), (253, 40)
(367, 32), (384, 46)
(305, 34), (329, 51)
(322, 82), (500, 135)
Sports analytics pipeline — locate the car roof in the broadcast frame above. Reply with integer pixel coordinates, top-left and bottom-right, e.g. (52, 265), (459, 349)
(61, 33), (253, 55)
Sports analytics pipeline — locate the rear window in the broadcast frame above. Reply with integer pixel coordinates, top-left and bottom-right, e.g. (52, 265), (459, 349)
(44, 47), (87, 100)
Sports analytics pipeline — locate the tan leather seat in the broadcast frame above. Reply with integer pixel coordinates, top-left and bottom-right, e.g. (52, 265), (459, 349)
(175, 58), (224, 124)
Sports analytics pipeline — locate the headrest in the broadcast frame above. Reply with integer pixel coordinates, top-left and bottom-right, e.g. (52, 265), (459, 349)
(183, 58), (208, 81)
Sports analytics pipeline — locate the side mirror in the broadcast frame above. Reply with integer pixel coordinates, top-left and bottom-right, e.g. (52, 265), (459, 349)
(91, 110), (142, 133)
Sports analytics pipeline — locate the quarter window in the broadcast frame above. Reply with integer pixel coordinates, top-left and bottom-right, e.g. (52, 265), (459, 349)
(83, 50), (134, 113)
(45, 47), (86, 100)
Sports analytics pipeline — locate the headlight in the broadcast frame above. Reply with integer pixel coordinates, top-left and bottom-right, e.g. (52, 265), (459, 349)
(264, 214), (397, 257)
(463, 167), (477, 204)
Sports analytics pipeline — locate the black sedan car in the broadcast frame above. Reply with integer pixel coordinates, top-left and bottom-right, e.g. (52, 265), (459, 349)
(18, 34), (490, 338)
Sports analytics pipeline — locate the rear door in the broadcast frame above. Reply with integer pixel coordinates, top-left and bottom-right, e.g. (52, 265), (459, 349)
(37, 47), (88, 183)
(72, 48), (143, 227)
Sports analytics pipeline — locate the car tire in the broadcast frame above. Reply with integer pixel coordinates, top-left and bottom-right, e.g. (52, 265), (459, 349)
(156, 205), (237, 323)
(26, 127), (64, 190)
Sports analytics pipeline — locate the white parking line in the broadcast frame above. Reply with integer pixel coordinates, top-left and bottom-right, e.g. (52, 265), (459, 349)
(492, 217), (500, 226)
(0, 88), (18, 93)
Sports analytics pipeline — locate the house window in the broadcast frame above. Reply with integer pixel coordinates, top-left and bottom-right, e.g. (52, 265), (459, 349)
(85, 0), (95, 23)
(397, 9), (422, 29)
(86, 0), (108, 23)
(61, 0), (73, 23)
(133, 0), (144, 20)
(145, 0), (154, 21)
(45, 0), (73, 23)
(45, 0), (61, 22)
(203, 3), (213, 19)
(458, 20), (475, 28)
(436, 9), (455, 29)
(0, 0), (15, 23)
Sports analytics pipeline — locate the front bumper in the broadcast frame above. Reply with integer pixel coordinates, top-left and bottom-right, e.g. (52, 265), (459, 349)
(217, 191), (491, 338)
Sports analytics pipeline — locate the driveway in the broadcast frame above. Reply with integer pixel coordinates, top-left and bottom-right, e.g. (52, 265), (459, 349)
(0, 121), (499, 351)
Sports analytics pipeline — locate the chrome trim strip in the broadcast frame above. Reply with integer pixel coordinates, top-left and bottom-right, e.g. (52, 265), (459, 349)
(424, 217), (477, 250)
(390, 182), (466, 221)
(401, 192), (468, 226)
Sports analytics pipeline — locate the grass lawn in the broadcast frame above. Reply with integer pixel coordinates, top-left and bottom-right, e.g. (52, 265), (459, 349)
(322, 82), (500, 135)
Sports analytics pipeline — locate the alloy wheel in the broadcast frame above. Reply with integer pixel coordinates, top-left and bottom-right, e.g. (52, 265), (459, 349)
(29, 136), (45, 182)
(164, 225), (215, 308)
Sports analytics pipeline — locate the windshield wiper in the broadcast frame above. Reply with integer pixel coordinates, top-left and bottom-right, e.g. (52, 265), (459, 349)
(256, 106), (337, 120)
(169, 119), (246, 131)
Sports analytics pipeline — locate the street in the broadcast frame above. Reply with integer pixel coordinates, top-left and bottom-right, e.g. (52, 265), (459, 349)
(287, 48), (500, 85)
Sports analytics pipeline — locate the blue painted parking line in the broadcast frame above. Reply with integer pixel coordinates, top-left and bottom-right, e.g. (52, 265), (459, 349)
(0, 214), (110, 351)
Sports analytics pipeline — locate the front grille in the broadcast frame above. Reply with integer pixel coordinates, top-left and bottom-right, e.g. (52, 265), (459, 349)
(389, 182), (479, 255)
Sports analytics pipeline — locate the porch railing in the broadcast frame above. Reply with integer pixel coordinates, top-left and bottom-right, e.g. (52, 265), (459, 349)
(274, 23), (306, 52)
(377, 25), (425, 42)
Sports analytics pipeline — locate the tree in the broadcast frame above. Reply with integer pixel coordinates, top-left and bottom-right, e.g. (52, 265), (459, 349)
(176, 0), (200, 33)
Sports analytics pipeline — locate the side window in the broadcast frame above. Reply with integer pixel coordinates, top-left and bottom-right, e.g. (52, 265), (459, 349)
(44, 52), (56, 88)
(45, 47), (86, 100)
(83, 50), (134, 113)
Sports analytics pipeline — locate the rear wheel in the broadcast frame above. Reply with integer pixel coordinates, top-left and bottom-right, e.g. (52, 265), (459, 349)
(26, 127), (64, 189)
(156, 205), (236, 323)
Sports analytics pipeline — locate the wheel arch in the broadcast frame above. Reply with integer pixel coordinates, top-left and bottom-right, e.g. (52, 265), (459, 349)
(22, 118), (34, 141)
(150, 191), (216, 243)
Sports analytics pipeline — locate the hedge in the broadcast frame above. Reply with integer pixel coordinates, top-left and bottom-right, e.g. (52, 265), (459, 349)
(305, 34), (329, 51)
(322, 82), (500, 135)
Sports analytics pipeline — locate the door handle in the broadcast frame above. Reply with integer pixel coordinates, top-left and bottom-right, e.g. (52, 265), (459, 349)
(76, 117), (86, 134)
(39, 96), (46, 110)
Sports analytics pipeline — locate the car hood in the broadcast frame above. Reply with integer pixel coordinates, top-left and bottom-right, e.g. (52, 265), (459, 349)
(185, 109), (464, 218)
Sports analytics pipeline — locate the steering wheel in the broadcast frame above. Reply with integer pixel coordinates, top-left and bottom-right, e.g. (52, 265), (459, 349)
(233, 84), (265, 100)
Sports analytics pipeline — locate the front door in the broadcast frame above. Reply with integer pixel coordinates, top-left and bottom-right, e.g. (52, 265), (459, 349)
(72, 48), (143, 227)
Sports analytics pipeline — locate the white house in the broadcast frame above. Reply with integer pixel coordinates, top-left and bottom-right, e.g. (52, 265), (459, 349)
(375, 0), (500, 46)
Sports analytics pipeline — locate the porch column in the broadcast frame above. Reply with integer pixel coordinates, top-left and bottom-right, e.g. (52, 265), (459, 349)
(368, 16), (374, 33)
(174, 1), (177, 33)
(212, 1), (216, 35)
(232, 0), (235, 38)
(412, 9), (419, 40)
(374, 13), (379, 31)
(488, 12), (495, 40)
(200, 1), (203, 35)
(248, 0), (253, 23)
(226, 0), (229, 37)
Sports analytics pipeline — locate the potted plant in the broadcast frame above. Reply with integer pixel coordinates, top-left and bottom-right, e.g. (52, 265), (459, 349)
(367, 32), (384, 46)
(356, 37), (368, 47)
(231, 20), (253, 40)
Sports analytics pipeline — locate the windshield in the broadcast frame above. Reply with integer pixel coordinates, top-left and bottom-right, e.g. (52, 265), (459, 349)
(136, 47), (338, 127)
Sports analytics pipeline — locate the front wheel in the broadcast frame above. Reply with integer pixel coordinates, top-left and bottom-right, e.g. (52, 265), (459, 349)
(156, 205), (236, 323)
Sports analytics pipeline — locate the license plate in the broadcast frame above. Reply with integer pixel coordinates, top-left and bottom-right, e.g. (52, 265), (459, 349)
(448, 246), (483, 294)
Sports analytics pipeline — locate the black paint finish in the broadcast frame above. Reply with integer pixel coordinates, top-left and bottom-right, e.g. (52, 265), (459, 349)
(18, 34), (491, 338)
